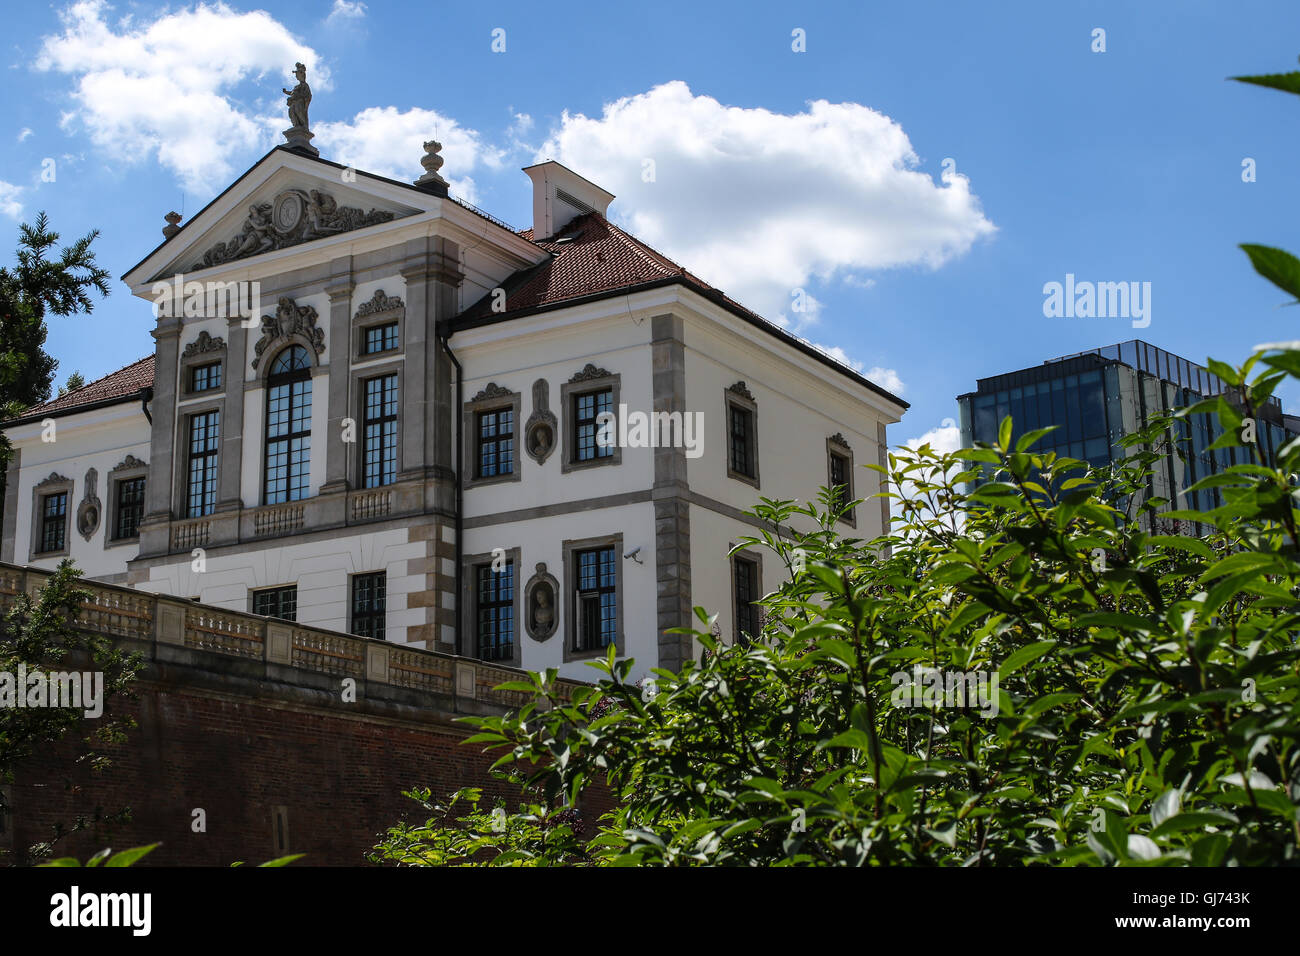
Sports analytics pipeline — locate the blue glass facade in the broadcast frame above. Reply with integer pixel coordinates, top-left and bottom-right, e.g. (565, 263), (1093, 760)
(957, 339), (1299, 515)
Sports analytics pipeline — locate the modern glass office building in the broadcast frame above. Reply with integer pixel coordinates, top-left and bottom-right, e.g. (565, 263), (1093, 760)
(957, 340), (1300, 516)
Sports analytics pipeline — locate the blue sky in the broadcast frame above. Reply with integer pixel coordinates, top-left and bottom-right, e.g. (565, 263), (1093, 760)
(3, 0), (1300, 449)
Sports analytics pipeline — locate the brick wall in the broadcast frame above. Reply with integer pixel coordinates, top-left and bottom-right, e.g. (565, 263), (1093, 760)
(6, 678), (610, 866)
(0, 561), (610, 867)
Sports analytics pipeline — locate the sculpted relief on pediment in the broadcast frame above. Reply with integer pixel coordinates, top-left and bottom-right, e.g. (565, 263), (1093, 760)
(191, 188), (400, 271)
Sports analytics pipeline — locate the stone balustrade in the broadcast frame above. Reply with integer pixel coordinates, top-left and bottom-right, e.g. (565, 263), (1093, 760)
(0, 560), (585, 715)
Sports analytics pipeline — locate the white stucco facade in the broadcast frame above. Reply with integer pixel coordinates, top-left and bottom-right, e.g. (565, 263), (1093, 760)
(1, 147), (906, 681)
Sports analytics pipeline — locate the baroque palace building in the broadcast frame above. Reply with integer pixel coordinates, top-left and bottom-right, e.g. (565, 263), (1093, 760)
(1, 74), (906, 681)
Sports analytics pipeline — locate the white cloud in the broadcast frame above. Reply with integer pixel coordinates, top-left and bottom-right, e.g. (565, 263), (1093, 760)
(890, 417), (964, 527)
(316, 106), (504, 206)
(538, 81), (995, 322)
(905, 417), (961, 455)
(0, 181), (23, 219)
(510, 110), (533, 134)
(36, 0), (325, 194)
(325, 0), (366, 25)
(17, 127), (32, 142)
(810, 342), (860, 371)
(865, 366), (905, 395)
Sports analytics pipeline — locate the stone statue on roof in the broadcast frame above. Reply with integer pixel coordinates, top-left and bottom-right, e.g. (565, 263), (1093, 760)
(283, 62), (311, 131)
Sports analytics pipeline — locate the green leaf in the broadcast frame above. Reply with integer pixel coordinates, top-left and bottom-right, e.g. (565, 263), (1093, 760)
(1240, 244), (1300, 302)
(104, 844), (161, 868)
(997, 415), (1013, 452)
(1015, 426), (1059, 452)
(258, 854), (306, 867)
(1150, 790), (1180, 827)
(823, 729), (874, 751)
(1127, 834), (1161, 861)
(1150, 811), (1237, 839)
(1201, 550), (1280, 582)
(1232, 71), (1300, 96)
(997, 640), (1056, 678)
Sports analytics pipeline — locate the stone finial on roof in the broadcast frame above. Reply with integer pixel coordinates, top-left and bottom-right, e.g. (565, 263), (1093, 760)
(415, 139), (449, 195)
(162, 211), (182, 239)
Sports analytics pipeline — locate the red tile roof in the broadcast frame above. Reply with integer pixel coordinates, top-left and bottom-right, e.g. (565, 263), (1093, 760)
(12, 355), (154, 423)
(462, 214), (906, 407)
(490, 214), (740, 313)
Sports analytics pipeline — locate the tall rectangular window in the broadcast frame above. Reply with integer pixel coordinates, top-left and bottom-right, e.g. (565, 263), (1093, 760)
(729, 404), (756, 478)
(475, 407), (515, 478)
(476, 561), (515, 661)
(351, 572), (386, 640)
(362, 322), (399, 355)
(574, 545), (616, 651)
(829, 449), (853, 521)
(38, 492), (67, 554)
(252, 585), (297, 622)
(186, 410), (220, 518)
(572, 389), (613, 463)
(362, 373), (398, 488)
(114, 477), (146, 540)
(734, 555), (760, 644)
(264, 347), (312, 504)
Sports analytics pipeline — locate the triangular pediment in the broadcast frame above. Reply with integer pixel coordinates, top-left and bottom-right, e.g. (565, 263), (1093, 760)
(124, 148), (431, 289)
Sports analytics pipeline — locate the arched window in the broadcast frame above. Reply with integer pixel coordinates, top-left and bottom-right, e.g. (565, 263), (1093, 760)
(264, 345), (312, 504)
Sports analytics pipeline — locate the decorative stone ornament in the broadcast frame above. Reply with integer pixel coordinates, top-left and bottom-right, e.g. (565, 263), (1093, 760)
(727, 381), (755, 402)
(829, 432), (851, 450)
(524, 378), (558, 466)
(191, 188), (397, 270)
(568, 363), (613, 384)
(524, 563), (560, 641)
(162, 211), (182, 239)
(182, 330), (226, 358)
(251, 297), (325, 369)
(355, 289), (405, 320)
(415, 140), (449, 195)
(471, 382), (513, 403)
(111, 454), (148, 473)
(77, 468), (101, 541)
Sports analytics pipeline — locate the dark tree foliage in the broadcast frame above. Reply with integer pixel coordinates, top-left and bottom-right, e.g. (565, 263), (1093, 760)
(0, 562), (141, 864)
(0, 210), (109, 432)
(372, 62), (1300, 868)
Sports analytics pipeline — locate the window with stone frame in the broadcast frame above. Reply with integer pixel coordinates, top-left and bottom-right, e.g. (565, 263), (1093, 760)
(462, 385), (521, 488)
(264, 345), (312, 505)
(571, 388), (614, 465)
(362, 321), (399, 356)
(732, 552), (762, 645)
(37, 491), (68, 554)
(826, 435), (856, 526)
(573, 545), (616, 652)
(475, 406), (515, 479)
(252, 585), (297, 622)
(724, 383), (759, 487)
(350, 572), (386, 640)
(189, 361), (222, 393)
(113, 476), (146, 540)
(475, 560), (515, 662)
(361, 373), (398, 488)
(559, 366), (621, 474)
(186, 410), (220, 518)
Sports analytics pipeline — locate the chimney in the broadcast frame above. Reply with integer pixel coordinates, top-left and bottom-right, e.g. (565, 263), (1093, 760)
(522, 161), (615, 240)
